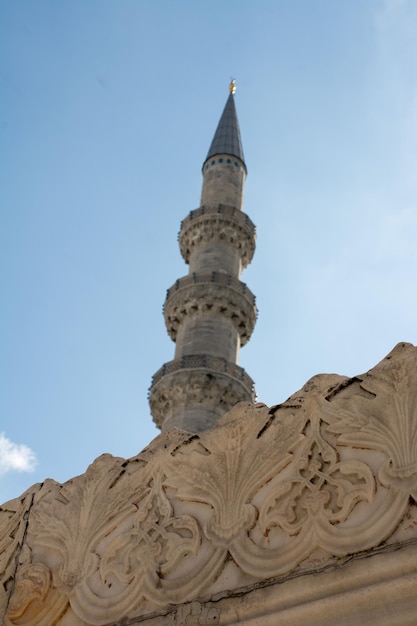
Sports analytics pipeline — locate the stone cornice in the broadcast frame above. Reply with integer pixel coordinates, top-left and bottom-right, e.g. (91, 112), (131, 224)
(164, 272), (257, 344)
(125, 543), (417, 625)
(179, 205), (256, 267)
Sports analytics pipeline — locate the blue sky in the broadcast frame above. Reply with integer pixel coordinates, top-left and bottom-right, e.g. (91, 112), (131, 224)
(1, 0), (416, 503)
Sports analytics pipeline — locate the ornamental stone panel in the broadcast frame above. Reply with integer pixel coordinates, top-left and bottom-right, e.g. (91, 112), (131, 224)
(1, 342), (417, 625)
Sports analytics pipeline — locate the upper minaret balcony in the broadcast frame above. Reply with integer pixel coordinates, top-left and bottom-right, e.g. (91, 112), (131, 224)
(178, 205), (256, 276)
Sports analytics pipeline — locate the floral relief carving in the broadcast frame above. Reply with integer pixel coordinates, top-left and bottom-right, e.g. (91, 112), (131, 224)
(99, 468), (200, 598)
(28, 457), (143, 595)
(168, 403), (303, 546)
(59, 435), (224, 624)
(3, 343), (417, 625)
(260, 408), (374, 538)
(327, 343), (417, 498)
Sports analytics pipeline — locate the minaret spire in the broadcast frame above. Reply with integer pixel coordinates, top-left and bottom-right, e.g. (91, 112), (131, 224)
(205, 82), (245, 167)
(149, 86), (257, 432)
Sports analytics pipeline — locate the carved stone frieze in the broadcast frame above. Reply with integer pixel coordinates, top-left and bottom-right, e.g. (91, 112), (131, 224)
(164, 273), (257, 344)
(179, 206), (256, 267)
(3, 343), (417, 625)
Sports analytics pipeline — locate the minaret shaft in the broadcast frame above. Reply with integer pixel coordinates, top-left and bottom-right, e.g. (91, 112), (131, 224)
(200, 154), (246, 211)
(188, 242), (242, 277)
(174, 316), (240, 363)
(149, 86), (256, 433)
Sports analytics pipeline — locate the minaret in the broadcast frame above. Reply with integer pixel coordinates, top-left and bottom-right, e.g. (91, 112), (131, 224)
(149, 81), (257, 432)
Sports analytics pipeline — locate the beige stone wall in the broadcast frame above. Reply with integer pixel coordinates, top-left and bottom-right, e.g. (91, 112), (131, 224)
(2, 343), (417, 625)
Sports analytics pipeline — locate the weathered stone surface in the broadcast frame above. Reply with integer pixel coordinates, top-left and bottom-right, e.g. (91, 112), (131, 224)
(120, 542), (417, 625)
(0, 483), (43, 619)
(1, 342), (416, 625)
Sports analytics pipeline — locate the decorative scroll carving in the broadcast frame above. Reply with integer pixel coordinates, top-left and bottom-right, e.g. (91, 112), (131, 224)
(163, 273), (257, 344)
(99, 468), (200, 588)
(260, 408), (374, 536)
(179, 205), (256, 268)
(5, 562), (68, 626)
(4, 343), (417, 625)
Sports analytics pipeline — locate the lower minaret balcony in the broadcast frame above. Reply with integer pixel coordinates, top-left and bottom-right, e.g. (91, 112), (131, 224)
(164, 272), (257, 346)
(148, 355), (256, 432)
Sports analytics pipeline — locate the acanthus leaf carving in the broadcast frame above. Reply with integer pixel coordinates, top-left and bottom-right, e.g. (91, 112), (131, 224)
(167, 403), (303, 546)
(28, 456), (143, 594)
(326, 343), (417, 498)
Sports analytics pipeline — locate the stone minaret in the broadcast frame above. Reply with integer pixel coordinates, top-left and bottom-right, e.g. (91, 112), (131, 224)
(149, 81), (257, 432)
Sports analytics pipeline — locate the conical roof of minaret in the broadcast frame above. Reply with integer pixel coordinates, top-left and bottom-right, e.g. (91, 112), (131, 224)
(205, 83), (245, 167)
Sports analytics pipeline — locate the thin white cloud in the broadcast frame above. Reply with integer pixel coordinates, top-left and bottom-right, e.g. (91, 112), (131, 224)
(0, 433), (37, 475)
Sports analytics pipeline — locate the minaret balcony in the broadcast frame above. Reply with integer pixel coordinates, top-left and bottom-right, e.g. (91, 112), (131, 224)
(149, 355), (256, 430)
(179, 205), (256, 268)
(163, 272), (257, 346)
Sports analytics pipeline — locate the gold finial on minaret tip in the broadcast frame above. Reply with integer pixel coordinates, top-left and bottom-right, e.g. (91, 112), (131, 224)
(229, 79), (236, 94)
